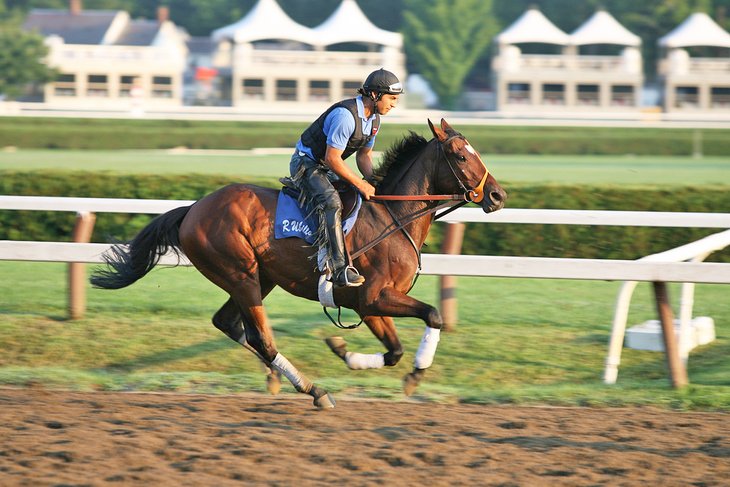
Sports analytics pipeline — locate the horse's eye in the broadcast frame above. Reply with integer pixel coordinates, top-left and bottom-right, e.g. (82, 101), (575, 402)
(459, 155), (467, 162)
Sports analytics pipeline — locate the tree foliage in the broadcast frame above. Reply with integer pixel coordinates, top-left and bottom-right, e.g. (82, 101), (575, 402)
(402, 0), (497, 108)
(0, 23), (56, 99)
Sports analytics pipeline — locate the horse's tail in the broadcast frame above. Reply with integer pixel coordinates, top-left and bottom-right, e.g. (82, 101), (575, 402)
(90, 205), (191, 289)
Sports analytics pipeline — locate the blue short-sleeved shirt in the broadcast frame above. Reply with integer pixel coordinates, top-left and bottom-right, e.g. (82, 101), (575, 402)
(295, 96), (377, 159)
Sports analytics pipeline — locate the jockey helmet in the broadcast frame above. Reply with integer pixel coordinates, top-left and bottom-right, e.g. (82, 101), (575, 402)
(362, 69), (403, 95)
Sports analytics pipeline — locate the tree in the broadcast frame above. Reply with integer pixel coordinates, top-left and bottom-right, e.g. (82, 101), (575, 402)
(403, 0), (498, 109)
(0, 24), (56, 99)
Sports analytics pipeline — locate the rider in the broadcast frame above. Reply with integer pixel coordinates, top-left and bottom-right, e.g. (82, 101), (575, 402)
(289, 68), (403, 287)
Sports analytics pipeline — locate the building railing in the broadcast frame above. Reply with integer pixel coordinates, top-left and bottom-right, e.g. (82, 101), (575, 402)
(688, 58), (730, 73)
(235, 49), (400, 68)
(516, 54), (634, 72)
(52, 45), (184, 65)
(659, 57), (730, 76)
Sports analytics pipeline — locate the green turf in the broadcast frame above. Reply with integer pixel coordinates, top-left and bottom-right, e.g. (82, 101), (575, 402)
(1, 261), (727, 410)
(1, 149), (729, 187)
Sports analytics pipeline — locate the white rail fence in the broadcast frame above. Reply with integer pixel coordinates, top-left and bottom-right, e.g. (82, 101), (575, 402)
(2, 196), (730, 388)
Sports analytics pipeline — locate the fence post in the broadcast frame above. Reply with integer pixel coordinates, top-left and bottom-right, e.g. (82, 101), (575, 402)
(440, 222), (465, 331)
(652, 281), (688, 388)
(68, 211), (96, 320)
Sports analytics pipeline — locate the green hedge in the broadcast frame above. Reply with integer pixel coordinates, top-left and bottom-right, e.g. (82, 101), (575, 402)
(2, 172), (728, 262)
(1, 117), (729, 156)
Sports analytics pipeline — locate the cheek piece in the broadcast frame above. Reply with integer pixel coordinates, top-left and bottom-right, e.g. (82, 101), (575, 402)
(468, 167), (489, 203)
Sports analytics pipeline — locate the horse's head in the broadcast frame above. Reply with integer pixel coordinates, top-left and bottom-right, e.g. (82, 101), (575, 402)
(428, 118), (507, 213)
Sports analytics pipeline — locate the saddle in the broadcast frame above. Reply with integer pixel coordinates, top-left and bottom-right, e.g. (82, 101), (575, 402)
(279, 177), (360, 220)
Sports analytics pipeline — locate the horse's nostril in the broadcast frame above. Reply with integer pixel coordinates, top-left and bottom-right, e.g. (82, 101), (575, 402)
(490, 190), (504, 203)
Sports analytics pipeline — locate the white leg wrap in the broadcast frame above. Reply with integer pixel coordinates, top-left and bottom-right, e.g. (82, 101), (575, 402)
(345, 352), (385, 370)
(271, 353), (311, 392)
(414, 327), (441, 369)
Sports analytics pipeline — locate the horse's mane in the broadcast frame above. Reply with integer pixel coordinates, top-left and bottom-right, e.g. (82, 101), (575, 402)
(371, 131), (429, 188)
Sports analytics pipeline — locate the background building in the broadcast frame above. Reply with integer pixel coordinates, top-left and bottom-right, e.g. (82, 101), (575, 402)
(22, 0), (188, 109)
(211, 0), (405, 109)
(492, 7), (642, 113)
(658, 13), (730, 113)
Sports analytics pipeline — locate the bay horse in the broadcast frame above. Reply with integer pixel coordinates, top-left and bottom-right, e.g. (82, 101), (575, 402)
(91, 119), (507, 408)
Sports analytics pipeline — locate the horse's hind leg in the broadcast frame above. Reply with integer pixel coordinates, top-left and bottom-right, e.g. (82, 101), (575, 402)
(232, 286), (335, 409)
(212, 296), (282, 395)
(208, 258), (334, 408)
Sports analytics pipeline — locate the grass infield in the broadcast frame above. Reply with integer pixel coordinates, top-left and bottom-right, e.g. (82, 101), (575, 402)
(0, 261), (727, 410)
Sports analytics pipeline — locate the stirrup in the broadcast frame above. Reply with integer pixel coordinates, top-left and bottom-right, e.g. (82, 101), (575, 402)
(332, 266), (365, 288)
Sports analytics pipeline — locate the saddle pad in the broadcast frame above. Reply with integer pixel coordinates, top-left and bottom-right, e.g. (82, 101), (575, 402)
(274, 191), (362, 244)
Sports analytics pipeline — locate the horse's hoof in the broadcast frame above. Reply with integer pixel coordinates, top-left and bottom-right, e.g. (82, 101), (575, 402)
(325, 336), (348, 360)
(403, 372), (420, 397)
(313, 393), (336, 409)
(266, 372), (281, 395)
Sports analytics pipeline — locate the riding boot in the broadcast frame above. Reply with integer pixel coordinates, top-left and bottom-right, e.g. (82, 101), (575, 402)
(325, 210), (364, 287)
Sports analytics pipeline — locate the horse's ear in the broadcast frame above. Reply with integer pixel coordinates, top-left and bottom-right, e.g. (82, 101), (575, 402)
(440, 118), (454, 133)
(428, 118), (447, 142)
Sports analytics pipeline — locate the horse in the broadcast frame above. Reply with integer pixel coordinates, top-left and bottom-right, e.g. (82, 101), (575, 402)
(91, 119), (507, 408)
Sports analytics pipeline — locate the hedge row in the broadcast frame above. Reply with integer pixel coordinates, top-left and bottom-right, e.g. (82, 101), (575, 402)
(3, 172), (728, 262)
(2, 117), (729, 156)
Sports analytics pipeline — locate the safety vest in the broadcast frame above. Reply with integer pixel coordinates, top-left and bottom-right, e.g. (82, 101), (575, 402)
(299, 98), (380, 162)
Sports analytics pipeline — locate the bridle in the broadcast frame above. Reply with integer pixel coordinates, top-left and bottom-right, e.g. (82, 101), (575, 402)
(437, 134), (490, 204)
(351, 134), (491, 262)
(369, 134), (489, 203)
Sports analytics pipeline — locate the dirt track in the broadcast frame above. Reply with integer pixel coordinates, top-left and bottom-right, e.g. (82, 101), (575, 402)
(0, 388), (727, 486)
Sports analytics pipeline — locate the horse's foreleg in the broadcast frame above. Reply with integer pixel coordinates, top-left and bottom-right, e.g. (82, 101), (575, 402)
(325, 316), (403, 369)
(212, 297), (281, 394)
(362, 287), (443, 396)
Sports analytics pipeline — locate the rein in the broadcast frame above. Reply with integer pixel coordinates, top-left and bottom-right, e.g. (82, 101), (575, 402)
(350, 135), (480, 262)
(349, 199), (458, 262)
(323, 134), (477, 329)
(370, 194), (463, 201)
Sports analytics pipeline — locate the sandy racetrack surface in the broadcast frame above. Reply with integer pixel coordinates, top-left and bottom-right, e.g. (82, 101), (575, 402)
(0, 388), (727, 486)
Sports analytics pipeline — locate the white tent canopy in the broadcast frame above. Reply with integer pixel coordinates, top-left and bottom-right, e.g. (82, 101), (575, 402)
(570, 10), (641, 47)
(212, 0), (402, 49)
(659, 12), (730, 48)
(496, 7), (570, 46)
(212, 0), (315, 45)
(313, 0), (402, 48)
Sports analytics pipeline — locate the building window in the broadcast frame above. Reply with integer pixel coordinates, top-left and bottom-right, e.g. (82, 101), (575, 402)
(309, 80), (330, 101)
(611, 85), (634, 106)
(151, 76), (173, 98)
(507, 83), (530, 104)
(276, 79), (297, 101)
(54, 73), (76, 96)
(342, 81), (360, 95)
(711, 87), (730, 108)
(119, 75), (138, 97)
(577, 84), (599, 105)
(675, 86), (698, 108)
(242, 79), (264, 99)
(86, 74), (108, 97)
(542, 83), (565, 105)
